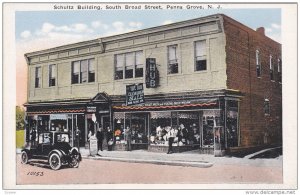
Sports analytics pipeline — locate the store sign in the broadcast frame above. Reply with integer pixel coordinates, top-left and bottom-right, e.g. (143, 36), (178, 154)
(126, 83), (145, 106)
(50, 114), (67, 120)
(145, 58), (159, 88)
(86, 106), (97, 113)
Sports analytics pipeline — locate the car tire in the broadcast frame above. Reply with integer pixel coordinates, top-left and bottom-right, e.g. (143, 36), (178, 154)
(49, 153), (62, 170)
(69, 157), (79, 168)
(21, 151), (29, 164)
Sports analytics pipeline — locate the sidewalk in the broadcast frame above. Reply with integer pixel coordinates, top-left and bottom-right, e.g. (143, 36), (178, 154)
(80, 148), (214, 168)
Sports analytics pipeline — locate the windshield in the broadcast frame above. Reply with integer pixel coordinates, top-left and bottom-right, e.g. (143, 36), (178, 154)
(56, 133), (70, 143)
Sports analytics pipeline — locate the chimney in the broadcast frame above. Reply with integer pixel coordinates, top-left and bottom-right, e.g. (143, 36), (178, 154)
(256, 27), (265, 36)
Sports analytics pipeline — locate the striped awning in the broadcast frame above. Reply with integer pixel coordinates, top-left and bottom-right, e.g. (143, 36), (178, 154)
(113, 102), (217, 111)
(27, 109), (85, 115)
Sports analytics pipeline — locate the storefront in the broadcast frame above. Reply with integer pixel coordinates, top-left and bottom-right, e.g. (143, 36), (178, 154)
(111, 95), (239, 154)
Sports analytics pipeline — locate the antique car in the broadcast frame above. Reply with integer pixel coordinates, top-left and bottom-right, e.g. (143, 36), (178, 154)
(21, 131), (82, 170)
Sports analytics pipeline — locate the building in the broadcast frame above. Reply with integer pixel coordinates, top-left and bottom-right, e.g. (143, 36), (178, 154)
(24, 14), (282, 155)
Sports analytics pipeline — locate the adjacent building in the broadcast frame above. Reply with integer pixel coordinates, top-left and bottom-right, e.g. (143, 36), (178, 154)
(24, 14), (282, 155)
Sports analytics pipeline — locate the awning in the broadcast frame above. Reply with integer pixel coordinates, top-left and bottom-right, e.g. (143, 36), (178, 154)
(113, 102), (217, 111)
(27, 109), (85, 115)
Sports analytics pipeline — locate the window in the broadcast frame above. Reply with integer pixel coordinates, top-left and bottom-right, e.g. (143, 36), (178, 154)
(35, 67), (41, 88)
(264, 99), (270, 115)
(256, 50), (262, 77)
(278, 58), (282, 83)
(167, 45), (178, 74)
(270, 55), (274, 81)
(195, 40), (207, 71)
(49, 64), (56, 87)
(71, 59), (95, 84)
(114, 51), (144, 80)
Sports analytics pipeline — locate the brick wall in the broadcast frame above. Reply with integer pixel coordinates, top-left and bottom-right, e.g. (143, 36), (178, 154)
(223, 15), (282, 147)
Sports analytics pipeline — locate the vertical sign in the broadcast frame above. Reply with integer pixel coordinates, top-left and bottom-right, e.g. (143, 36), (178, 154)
(126, 83), (145, 106)
(146, 58), (159, 88)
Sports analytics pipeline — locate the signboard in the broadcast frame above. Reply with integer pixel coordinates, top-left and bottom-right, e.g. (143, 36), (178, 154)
(145, 58), (159, 88)
(86, 106), (97, 113)
(50, 114), (67, 120)
(126, 83), (145, 106)
(89, 136), (98, 156)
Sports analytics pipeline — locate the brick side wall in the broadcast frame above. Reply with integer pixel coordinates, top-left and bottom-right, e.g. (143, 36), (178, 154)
(223, 15), (282, 147)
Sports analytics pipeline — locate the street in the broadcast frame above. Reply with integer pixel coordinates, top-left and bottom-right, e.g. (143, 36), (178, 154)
(17, 154), (283, 184)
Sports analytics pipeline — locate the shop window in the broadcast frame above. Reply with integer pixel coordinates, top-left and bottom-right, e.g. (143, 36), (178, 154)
(202, 116), (214, 147)
(256, 50), (262, 77)
(115, 51), (144, 80)
(278, 58), (282, 83)
(71, 59), (95, 84)
(195, 40), (207, 71)
(35, 66), (41, 88)
(264, 99), (270, 115)
(226, 100), (239, 147)
(150, 111), (200, 146)
(167, 45), (179, 74)
(49, 64), (56, 87)
(269, 55), (274, 81)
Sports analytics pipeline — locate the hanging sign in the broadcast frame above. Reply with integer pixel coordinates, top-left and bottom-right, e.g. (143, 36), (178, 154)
(86, 106), (97, 113)
(126, 83), (145, 106)
(146, 58), (159, 88)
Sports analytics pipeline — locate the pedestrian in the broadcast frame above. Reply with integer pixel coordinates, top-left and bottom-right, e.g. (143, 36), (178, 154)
(125, 126), (132, 151)
(167, 126), (176, 154)
(30, 127), (36, 147)
(96, 126), (104, 151)
(75, 126), (81, 150)
(106, 126), (113, 150)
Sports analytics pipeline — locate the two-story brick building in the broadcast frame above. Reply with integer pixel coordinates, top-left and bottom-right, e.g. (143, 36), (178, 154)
(24, 14), (282, 155)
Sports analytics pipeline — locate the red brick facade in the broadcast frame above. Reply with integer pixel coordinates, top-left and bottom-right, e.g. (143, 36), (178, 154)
(223, 15), (282, 147)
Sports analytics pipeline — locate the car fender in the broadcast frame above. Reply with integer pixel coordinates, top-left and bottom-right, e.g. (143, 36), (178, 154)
(70, 147), (82, 161)
(48, 149), (64, 160)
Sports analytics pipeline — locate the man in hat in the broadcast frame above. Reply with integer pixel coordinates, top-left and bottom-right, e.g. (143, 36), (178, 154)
(96, 126), (104, 151)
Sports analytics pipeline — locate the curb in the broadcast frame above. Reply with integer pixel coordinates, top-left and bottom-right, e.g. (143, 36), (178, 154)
(82, 155), (213, 168)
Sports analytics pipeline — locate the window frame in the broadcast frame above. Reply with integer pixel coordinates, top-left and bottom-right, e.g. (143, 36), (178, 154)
(167, 44), (179, 75)
(114, 51), (144, 80)
(194, 40), (207, 72)
(71, 58), (95, 84)
(35, 66), (42, 88)
(269, 55), (275, 81)
(264, 99), (270, 116)
(256, 50), (262, 78)
(48, 64), (56, 87)
(278, 58), (282, 83)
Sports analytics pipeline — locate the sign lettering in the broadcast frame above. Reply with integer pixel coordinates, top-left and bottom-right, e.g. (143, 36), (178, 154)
(146, 58), (159, 88)
(126, 83), (145, 106)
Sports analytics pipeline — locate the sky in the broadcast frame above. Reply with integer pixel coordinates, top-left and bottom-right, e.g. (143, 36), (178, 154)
(15, 8), (281, 106)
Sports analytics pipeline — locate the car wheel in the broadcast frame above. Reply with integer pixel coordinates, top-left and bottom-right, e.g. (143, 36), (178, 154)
(49, 153), (62, 170)
(21, 151), (29, 164)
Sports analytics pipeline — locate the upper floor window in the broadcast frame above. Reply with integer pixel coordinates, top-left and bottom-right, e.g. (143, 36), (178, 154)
(269, 55), (274, 81)
(278, 58), (282, 83)
(195, 40), (207, 71)
(167, 45), (178, 74)
(35, 67), (41, 88)
(49, 64), (56, 87)
(264, 99), (270, 115)
(115, 51), (143, 80)
(256, 50), (262, 77)
(71, 59), (95, 84)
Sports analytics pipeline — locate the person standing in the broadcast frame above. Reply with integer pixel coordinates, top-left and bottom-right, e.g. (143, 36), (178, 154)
(125, 126), (132, 151)
(96, 126), (104, 151)
(75, 126), (81, 151)
(30, 127), (37, 147)
(167, 127), (176, 154)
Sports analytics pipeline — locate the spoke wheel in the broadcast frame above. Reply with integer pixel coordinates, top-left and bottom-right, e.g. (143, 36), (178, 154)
(49, 153), (61, 170)
(21, 151), (29, 164)
(70, 156), (79, 168)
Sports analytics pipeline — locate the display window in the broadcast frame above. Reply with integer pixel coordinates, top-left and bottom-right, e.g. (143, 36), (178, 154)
(150, 111), (201, 146)
(226, 100), (239, 147)
(202, 110), (222, 147)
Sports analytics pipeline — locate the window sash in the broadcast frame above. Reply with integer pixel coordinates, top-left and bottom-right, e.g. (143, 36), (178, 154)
(195, 41), (206, 57)
(115, 51), (143, 79)
(168, 45), (177, 61)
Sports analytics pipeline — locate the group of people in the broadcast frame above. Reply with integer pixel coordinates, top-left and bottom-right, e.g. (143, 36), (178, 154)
(88, 125), (114, 152)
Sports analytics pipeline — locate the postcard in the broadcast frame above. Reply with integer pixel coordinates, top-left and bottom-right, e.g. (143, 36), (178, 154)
(2, 1), (298, 193)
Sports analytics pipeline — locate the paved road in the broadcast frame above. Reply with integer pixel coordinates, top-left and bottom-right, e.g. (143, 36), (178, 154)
(17, 155), (282, 185)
